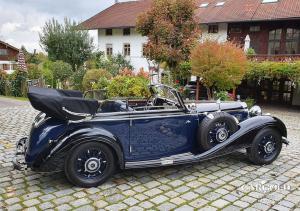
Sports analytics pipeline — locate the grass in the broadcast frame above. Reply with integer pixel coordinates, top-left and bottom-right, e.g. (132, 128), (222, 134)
(0, 95), (28, 101)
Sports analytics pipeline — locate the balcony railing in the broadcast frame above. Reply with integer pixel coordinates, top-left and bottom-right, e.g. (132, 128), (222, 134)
(248, 54), (300, 62)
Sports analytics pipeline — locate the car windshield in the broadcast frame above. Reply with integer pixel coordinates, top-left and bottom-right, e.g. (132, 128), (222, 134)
(150, 85), (180, 104)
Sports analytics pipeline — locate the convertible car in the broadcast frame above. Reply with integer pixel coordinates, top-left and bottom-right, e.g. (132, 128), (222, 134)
(13, 84), (289, 187)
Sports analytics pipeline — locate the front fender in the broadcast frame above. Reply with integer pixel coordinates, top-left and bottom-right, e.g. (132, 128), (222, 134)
(196, 115), (287, 160)
(47, 124), (125, 169)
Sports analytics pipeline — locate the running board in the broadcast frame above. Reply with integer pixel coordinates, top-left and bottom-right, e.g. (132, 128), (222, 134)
(125, 144), (251, 169)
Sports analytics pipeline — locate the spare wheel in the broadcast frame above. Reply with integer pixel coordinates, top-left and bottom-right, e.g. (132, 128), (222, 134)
(197, 112), (238, 150)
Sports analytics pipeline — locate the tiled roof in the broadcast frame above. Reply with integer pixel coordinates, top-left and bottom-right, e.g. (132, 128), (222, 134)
(0, 40), (19, 51)
(81, 0), (300, 29)
(81, 0), (152, 29)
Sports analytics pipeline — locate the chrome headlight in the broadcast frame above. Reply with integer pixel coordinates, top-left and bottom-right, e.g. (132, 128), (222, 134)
(249, 105), (262, 117)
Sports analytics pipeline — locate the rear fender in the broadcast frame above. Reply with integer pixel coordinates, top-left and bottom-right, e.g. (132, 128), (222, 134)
(47, 125), (125, 168)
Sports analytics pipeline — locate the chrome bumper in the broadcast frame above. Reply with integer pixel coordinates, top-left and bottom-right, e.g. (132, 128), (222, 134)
(282, 137), (290, 146)
(12, 137), (28, 171)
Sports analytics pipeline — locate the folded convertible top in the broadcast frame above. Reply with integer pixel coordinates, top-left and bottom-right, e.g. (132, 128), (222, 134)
(27, 87), (99, 121)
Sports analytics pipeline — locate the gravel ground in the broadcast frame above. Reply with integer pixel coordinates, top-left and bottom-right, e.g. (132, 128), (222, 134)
(0, 101), (299, 211)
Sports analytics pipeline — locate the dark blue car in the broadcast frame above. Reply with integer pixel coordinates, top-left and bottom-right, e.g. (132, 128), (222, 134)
(13, 84), (289, 187)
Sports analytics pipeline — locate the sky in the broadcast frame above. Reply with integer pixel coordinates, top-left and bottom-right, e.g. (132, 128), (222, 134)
(0, 0), (118, 52)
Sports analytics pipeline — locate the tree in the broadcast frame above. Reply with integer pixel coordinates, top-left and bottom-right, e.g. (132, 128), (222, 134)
(49, 61), (73, 89)
(191, 41), (247, 99)
(88, 52), (133, 76)
(40, 18), (94, 71)
(136, 0), (200, 76)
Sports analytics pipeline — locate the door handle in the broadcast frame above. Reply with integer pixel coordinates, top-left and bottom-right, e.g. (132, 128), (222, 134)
(185, 120), (191, 124)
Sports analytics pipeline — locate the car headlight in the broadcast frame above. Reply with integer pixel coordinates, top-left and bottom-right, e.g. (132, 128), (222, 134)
(249, 105), (262, 117)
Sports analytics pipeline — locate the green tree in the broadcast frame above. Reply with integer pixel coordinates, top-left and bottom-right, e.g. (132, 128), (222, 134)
(136, 0), (200, 76)
(191, 41), (247, 99)
(40, 18), (94, 71)
(27, 64), (42, 79)
(49, 61), (73, 89)
(88, 52), (133, 76)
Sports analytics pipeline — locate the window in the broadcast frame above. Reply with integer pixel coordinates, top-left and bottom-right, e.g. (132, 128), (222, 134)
(216, 1), (225, 6)
(0, 49), (8, 56)
(262, 0), (278, 3)
(285, 28), (300, 54)
(200, 3), (209, 8)
(208, 25), (218, 33)
(142, 44), (148, 57)
(105, 29), (113, 36)
(268, 29), (282, 54)
(106, 44), (113, 56)
(123, 43), (131, 56)
(250, 26), (260, 32)
(123, 28), (131, 36)
(230, 27), (242, 33)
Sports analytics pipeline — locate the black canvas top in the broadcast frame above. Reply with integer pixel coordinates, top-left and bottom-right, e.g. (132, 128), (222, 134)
(28, 87), (99, 121)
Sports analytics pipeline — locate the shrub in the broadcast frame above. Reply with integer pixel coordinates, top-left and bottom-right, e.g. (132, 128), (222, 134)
(49, 61), (72, 89)
(216, 91), (230, 101)
(9, 70), (28, 97)
(92, 77), (110, 90)
(107, 75), (150, 98)
(0, 70), (7, 95)
(246, 48), (256, 56)
(191, 40), (247, 99)
(82, 69), (112, 91)
(71, 67), (86, 91)
(244, 97), (255, 108)
(246, 61), (300, 82)
(27, 63), (42, 79)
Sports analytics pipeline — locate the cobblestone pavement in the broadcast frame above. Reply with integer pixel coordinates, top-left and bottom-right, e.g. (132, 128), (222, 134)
(0, 104), (299, 211)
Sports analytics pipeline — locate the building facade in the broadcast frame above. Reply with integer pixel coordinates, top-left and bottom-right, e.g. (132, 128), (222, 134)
(0, 41), (19, 74)
(82, 0), (300, 106)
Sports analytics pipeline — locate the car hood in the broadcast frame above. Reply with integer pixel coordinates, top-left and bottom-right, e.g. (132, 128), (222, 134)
(186, 101), (247, 113)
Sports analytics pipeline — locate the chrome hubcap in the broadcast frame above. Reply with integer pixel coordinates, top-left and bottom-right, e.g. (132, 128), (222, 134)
(264, 141), (275, 154)
(216, 128), (229, 143)
(84, 157), (101, 173)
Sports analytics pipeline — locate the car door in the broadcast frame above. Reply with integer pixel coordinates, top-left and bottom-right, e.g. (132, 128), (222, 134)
(129, 110), (194, 161)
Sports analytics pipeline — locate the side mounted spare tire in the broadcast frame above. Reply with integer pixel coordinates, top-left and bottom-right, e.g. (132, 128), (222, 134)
(197, 112), (239, 150)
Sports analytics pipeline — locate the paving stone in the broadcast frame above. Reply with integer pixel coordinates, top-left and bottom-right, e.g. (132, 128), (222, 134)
(139, 201), (154, 209)
(94, 200), (108, 208)
(190, 198), (209, 208)
(211, 199), (230, 208)
(123, 197), (139, 206)
(39, 202), (54, 209)
(180, 191), (198, 201)
(174, 205), (194, 211)
(23, 199), (40, 207)
(56, 204), (73, 210)
(70, 198), (91, 207)
(150, 195), (169, 204)
(1, 102), (299, 211)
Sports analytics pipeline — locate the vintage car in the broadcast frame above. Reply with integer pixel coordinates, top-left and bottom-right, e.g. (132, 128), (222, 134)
(13, 84), (289, 187)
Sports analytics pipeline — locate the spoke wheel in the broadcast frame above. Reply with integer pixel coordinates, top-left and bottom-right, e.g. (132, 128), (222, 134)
(248, 128), (282, 165)
(198, 112), (238, 150)
(65, 142), (115, 188)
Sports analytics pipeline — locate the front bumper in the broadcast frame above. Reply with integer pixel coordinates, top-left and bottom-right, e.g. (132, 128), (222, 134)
(12, 137), (28, 170)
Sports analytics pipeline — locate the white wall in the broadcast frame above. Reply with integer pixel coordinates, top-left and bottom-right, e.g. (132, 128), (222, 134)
(200, 23), (228, 43)
(98, 28), (151, 71)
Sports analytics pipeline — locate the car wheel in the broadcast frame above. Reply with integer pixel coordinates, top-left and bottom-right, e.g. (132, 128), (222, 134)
(65, 142), (116, 188)
(247, 128), (282, 165)
(198, 112), (238, 150)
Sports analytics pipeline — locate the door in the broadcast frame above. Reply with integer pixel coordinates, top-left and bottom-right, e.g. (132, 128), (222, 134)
(129, 111), (194, 161)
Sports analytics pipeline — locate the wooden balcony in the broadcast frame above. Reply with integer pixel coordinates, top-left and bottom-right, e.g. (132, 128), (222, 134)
(248, 54), (300, 62)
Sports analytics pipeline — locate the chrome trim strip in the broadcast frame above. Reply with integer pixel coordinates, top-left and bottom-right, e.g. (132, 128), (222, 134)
(62, 107), (92, 117)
